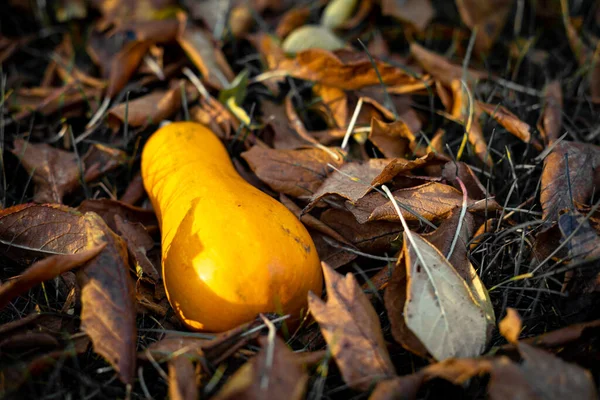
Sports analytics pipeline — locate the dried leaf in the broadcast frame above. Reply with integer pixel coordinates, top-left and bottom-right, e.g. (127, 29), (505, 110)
(0, 204), (137, 384)
(442, 161), (489, 200)
(478, 102), (541, 149)
(540, 141), (600, 221)
(82, 143), (129, 183)
(11, 139), (80, 204)
(169, 356), (199, 400)
(368, 374), (424, 400)
(0, 245), (105, 309)
(282, 25), (346, 53)
(308, 263), (395, 391)
(107, 40), (152, 98)
(369, 118), (415, 159)
(370, 153), (445, 186)
(348, 182), (499, 224)
(276, 7), (310, 39)
(306, 159), (391, 211)
(260, 100), (310, 149)
(115, 215), (159, 283)
(213, 335), (308, 400)
(403, 232), (489, 360)
(242, 146), (343, 199)
(381, 0), (434, 31)
(499, 308), (522, 344)
(78, 198), (158, 233)
(537, 81), (563, 145)
(313, 85), (348, 129)
(312, 232), (358, 268)
(178, 26), (235, 90)
(268, 47), (426, 91)
(454, 0), (514, 53)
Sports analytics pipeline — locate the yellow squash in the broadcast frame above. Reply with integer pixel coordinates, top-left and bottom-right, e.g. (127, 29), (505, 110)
(141, 122), (323, 332)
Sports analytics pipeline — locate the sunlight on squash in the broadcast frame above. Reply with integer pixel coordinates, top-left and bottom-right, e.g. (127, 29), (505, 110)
(141, 122), (323, 332)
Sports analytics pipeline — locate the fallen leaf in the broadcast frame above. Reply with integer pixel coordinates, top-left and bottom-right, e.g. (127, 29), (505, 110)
(369, 118), (415, 159)
(313, 84), (348, 129)
(78, 198), (158, 233)
(441, 161), (489, 200)
(0, 245), (105, 309)
(537, 81), (563, 145)
(213, 335), (308, 400)
(403, 232), (489, 360)
(454, 0), (514, 53)
(306, 159), (392, 211)
(370, 153), (445, 186)
(499, 308), (522, 344)
(381, 0), (434, 31)
(347, 182), (499, 224)
(268, 47), (427, 91)
(107, 40), (152, 98)
(540, 141), (600, 221)
(241, 146), (343, 199)
(368, 374), (424, 400)
(114, 215), (159, 283)
(82, 143), (129, 183)
(478, 102), (541, 150)
(320, 208), (402, 254)
(10, 85), (102, 121)
(311, 232), (358, 269)
(321, 0), (359, 29)
(120, 173), (145, 205)
(11, 139), (80, 204)
(260, 100), (309, 149)
(169, 356), (199, 400)
(308, 263), (395, 391)
(283, 25), (346, 53)
(178, 25), (235, 90)
(0, 204), (137, 384)
(275, 7), (310, 39)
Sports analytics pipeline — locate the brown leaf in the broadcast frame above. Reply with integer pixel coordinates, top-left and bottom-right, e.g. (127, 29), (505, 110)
(0, 245), (105, 309)
(410, 43), (487, 87)
(516, 342), (598, 400)
(306, 159), (392, 211)
(320, 208), (403, 254)
(10, 85), (102, 121)
(107, 84), (184, 130)
(442, 161), (489, 200)
(241, 146), (343, 199)
(478, 102), (541, 150)
(454, 0), (513, 53)
(260, 100), (309, 149)
(92, 0), (177, 27)
(11, 139), (80, 203)
(313, 85), (348, 129)
(178, 26), (235, 90)
(0, 204), (137, 384)
(370, 153), (445, 186)
(308, 263), (395, 391)
(169, 356), (199, 400)
(311, 232), (358, 269)
(120, 173), (145, 205)
(347, 182), (499, 224)
(213, 335), (308, 400)
(82, 143), (129, 183)
(275, 7), (310, 39)
(268, 48), (427, 91)
(381, 0), (434, 31)
(78, 198), (158, 233)
(499, 308), (522, 344)
(540, 141), (600, 221)
(107, 40), (152, 98)
(369, 118), (415, 159)
(368, 374), (424, 400)
(537, 81), (563, 145)
(114, 215), (159, 283)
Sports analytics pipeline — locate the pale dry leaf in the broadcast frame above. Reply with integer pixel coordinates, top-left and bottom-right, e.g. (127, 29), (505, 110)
(308, 262), (395, 391)
(403, 232), (489, 360)
(321, 0), (359, 29)
(282, 25), (346, 53)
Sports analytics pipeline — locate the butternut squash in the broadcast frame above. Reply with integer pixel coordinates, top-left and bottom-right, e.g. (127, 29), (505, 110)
(141, 122), (323, 332)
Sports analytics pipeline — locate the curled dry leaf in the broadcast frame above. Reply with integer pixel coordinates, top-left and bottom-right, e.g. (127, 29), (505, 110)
(241, 146), (344, 199)
(499, 308), (522, 344)
(169, 356), (199, 400)
(213, 335), (308, 400)
(540, 141), (600, 222)
(442, 161), (489, 200)
(260, 100), (310, 149)
(537, 81), (563, 145)
(114, 215), (159, 283)
(403, 232), (489, 360)
(308, 263), (395, 391)
(369, 118), (416, 159)
(454, 0), (513, 53)
(11, 139), (80, 204)
(370, 153), (446, 186)
(276, 7), (310, 39)
(0, 204), (137, 384)
(313, 84), (348, 129)
(305, 159), (392, 212)
(106, 40), (152, 98)
(178, 26), (235, 90)
(381, 0), (434, 31)
(321, 0), (359, 29)
(478, 102), (541, 150)
(0, 245), (105, 309)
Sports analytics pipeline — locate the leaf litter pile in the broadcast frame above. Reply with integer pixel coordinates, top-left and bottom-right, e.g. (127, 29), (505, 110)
(1, 0), (600, 398)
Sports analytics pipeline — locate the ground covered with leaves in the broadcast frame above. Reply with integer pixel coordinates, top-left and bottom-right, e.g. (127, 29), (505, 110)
(0, 0), (599, 398)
